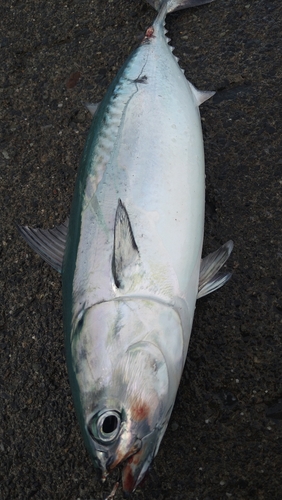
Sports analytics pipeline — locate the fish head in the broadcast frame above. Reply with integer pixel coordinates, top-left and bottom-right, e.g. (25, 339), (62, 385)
(70, 299), (183, 493)
(85, 341), (172, 493)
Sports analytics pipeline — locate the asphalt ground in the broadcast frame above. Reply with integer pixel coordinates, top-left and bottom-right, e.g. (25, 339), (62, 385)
(1, 0), (282, 499)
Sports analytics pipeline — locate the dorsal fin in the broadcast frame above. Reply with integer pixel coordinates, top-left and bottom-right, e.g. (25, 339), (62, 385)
(16, 219), (69, 273)
(112, 200), (139, 289)
(188, 81), (215, 106)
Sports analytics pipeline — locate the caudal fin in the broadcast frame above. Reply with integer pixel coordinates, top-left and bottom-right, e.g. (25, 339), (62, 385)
(146, 0), (215, 14)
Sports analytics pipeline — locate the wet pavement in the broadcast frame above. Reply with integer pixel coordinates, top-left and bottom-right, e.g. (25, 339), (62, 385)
(1, 0), (282, 499)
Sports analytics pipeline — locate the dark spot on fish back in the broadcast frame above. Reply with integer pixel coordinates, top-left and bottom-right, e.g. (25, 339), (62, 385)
(134, 75), (148, 84)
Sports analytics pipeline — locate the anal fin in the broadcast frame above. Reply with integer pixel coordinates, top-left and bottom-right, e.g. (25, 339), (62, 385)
(16, 219), (69, 273)
(198, 240), (233, 298)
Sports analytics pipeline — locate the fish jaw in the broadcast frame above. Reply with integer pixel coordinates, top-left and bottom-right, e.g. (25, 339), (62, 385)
(87, 412), (168, 494)
(121, 423), (169, 494)
(87, 425), (142, 482)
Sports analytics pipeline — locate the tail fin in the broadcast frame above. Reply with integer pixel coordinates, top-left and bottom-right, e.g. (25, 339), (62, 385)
(146, 0), (215, 14)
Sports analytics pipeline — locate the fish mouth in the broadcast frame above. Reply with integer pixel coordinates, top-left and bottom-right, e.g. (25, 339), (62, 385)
(121, 428), (161, 495)
(93, 435), (142, 483)
(94, 427), (162, 494)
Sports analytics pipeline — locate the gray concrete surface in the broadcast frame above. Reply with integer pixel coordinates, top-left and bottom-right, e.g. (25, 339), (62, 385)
(1, 0), (281, 499)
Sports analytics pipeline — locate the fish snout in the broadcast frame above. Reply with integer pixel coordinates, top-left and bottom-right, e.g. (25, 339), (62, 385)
(121, 428), (162, 494)
(107, 435), (142, 472)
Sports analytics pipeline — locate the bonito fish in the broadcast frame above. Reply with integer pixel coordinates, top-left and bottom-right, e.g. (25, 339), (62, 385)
(18, 0), (233, 495)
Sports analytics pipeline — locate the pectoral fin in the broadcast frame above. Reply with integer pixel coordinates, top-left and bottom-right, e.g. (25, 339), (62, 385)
(198, 240), (233, 298)
(16, 220), (69, 273)
(112, 200), (140, 289)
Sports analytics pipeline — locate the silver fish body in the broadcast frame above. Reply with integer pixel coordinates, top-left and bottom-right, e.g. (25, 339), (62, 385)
(18, 0), (233, 495)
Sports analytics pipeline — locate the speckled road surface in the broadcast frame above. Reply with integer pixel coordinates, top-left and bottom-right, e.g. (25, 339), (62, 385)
(1, 1), (282, 499)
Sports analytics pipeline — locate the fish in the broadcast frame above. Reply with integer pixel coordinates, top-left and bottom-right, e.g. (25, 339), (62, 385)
(17, 0), (233, 496)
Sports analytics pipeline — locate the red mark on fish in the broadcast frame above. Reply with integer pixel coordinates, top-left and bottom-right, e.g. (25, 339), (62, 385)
(131, 401), (150, 421)
(122, 454), (139, 493)
(145, 26), (155, 38)
(142, 26), (155, 43)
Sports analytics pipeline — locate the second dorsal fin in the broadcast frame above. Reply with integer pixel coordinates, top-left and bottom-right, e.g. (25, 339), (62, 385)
(188, 81), (215, 106)
(112, 200), (139, 289)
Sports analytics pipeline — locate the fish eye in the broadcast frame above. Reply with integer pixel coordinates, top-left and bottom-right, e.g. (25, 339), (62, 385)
(88, 410), (121, 443)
